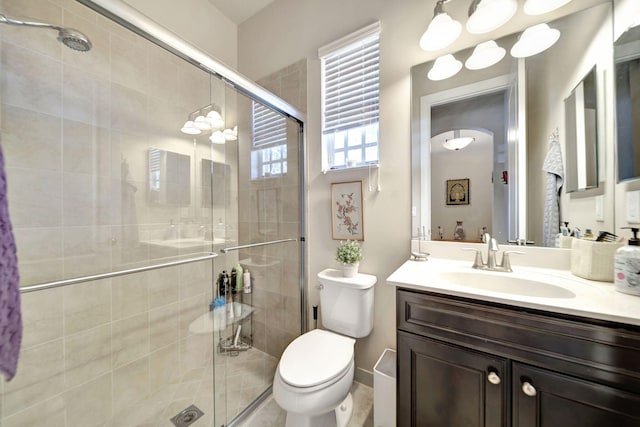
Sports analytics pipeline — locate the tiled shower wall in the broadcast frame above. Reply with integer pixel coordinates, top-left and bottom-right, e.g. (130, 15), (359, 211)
(0, 0), (230, 425)
(236, 60), (307, 359)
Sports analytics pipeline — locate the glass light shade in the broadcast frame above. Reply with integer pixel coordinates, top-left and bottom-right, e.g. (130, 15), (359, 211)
(465, 40), (506, 70)
(427, 54), (462, 81)
(419, 13), (462, 51)
(466, 0), (518, 34)
(224, 126), (238, 141)
(523, 0), (571, 16)
(193, 115), (212, 130)
(209, 130), (225, 144)
(443, 136), (475, 150)
(206, 110), (224, 129)
(180, 120), (201, 135)
(510, 23), (560, 58)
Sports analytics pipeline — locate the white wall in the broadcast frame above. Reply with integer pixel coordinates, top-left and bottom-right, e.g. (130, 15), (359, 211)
(123, 0), (238, 67)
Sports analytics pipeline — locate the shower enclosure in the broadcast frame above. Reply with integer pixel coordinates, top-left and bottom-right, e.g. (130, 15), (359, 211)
(0, 0), (305, 425)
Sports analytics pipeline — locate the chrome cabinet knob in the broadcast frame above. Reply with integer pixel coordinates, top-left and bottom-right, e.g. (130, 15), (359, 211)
(522, 381), (537, 397)
(487, 371), (501, 385)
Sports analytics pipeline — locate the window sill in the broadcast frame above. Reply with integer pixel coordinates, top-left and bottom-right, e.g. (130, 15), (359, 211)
(322, 163), (379, 174)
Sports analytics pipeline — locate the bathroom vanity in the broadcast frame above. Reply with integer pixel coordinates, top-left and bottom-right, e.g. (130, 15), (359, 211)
(388, 257), (640, 426)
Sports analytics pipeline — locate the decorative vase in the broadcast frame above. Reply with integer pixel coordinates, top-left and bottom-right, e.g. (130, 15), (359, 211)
(341, 262), (359, 277)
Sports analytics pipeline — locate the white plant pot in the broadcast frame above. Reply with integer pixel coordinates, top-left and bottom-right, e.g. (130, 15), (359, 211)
(341, 262), (359, 278)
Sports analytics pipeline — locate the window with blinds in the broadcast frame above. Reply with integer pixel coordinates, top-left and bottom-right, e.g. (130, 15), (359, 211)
(320, 22), (380, 170)
(251, 101), (288, 179)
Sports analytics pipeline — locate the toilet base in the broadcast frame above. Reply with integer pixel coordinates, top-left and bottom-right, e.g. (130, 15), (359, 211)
(285, 392), (353, 427)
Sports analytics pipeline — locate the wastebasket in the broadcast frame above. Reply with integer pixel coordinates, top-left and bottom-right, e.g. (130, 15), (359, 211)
(373, 348), (396, 427)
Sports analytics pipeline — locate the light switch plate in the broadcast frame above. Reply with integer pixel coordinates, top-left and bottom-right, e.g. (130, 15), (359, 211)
(627, 191), (640, 223)
(595, 195), (604, 222)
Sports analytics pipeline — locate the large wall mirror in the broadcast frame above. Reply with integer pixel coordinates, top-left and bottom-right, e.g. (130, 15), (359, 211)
(615, 6), (640, 182)
(411, 0), (614, 247)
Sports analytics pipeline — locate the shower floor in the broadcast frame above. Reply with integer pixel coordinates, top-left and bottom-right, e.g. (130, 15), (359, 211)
(104, 346), (277, 427)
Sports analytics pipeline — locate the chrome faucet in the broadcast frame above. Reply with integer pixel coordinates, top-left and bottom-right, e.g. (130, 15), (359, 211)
(463, 233), (523, 272)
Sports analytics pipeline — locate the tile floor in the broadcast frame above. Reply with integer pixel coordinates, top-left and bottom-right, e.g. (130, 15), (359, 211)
(237, 382), (374, 427)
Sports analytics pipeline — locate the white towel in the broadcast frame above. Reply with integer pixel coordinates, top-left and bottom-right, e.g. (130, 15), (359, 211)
(542, 136), (564, 247)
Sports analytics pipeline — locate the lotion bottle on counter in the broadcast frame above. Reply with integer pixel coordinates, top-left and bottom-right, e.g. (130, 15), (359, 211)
(614, 227), (640, 296)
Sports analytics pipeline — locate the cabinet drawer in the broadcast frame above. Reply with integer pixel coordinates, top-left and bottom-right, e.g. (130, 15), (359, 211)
(397, 289), (640, 393)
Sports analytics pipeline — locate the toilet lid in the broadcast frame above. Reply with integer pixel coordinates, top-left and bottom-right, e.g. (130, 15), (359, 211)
(279, 329), (355, 388)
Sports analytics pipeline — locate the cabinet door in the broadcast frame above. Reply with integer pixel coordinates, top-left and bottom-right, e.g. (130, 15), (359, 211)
(513, 363), (640, 427)
(398, 331), (508, 427)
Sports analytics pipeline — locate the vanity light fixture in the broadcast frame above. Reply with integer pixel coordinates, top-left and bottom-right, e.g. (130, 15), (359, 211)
(523, 0), (572, 16)
(419, 0), (462, 51)
(465, 40), (506, 70)
(443, 130), (475, 150)
(209, 130), (225, 144)
(510, 23), (560, 58)
(180, 104), (227, 137)
(466, 0), (518, 34)
(180, 120), (202, 135)
(428, 54), (463, 81)
(206, 110), (225, 130)
(224, 126), (238, 141)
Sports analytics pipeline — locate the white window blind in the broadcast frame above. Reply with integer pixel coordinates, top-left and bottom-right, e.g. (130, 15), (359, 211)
(252, 101), (287, 147)
(320, 22), (380, 170)
(251, 101), (288, 179)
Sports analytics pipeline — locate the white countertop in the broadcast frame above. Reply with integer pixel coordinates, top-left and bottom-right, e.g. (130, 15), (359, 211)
(387, 257), (640, 327)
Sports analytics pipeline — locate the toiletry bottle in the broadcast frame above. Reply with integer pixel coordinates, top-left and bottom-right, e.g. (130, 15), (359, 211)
(243, 269), (251, 293)
(614, 227), (640, 296)
(235, 263), (244, 292)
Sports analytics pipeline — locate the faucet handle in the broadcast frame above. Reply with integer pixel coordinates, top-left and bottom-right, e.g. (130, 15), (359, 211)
(501, 250), (525, 272)
(462, 248), (484, 268)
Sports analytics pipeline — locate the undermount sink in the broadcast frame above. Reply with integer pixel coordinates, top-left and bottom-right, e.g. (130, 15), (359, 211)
(436, 271), (577, 299)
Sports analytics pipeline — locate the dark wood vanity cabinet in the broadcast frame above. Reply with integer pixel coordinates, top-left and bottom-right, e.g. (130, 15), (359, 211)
(397, 289), (640, 427)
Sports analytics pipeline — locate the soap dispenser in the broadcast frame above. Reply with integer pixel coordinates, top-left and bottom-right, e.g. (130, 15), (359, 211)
(614, 227), (640, 296)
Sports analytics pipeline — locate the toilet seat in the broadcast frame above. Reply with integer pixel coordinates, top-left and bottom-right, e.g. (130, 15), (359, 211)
(279, 329), (355, 388)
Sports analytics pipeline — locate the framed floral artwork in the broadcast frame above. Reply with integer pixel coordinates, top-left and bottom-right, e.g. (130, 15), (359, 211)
(331, 181), (364, 240)
(446, 178), (470, 205)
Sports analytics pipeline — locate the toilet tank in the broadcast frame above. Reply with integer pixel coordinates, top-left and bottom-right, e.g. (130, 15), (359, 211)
(317, 268), (376, 338)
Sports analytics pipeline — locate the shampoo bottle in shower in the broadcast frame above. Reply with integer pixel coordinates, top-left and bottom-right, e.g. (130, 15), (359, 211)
(243, 269), (252, 293)
(235, 263), (244, 292)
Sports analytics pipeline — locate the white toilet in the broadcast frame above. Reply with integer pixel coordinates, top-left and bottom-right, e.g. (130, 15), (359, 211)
(273, 268), (376, 427)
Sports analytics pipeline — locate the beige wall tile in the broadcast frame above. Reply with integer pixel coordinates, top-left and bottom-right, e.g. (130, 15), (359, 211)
(148, 266), (180, 309)
(5, 166), (62, 228)
(63, 373), (112, 427)
(20, 288), (63, 348)
(150, 303), (180, 351)
(1, 42), (62, 117)
(112, 271), (149, 321)
(3, 395), (66, 427)
(0, 0), (63, 59)
(63, 226), (114, 278)
(112, 313), (149, 368)
(149, 346), (181, 395)
(113, 357), (150, 412)
(64, 324), (111, 388)
(63, 278), (111, 335)
(1, 105), (62, 171)
(63, 64), (111, 127)
(3, 339), (64, 416)
(62, 120), (111, 176)
(110, 83), (148, 135)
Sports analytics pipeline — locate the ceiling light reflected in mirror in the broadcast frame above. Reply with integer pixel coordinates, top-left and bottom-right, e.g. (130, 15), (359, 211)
(442, 129), (476, 150)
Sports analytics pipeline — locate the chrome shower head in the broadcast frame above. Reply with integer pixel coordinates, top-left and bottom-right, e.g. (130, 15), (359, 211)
(57, 27), (92, 52)
(0, 13), (92, 52)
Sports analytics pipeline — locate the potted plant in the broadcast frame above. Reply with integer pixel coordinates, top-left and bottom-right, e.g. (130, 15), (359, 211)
(335, 240), (362, 277)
